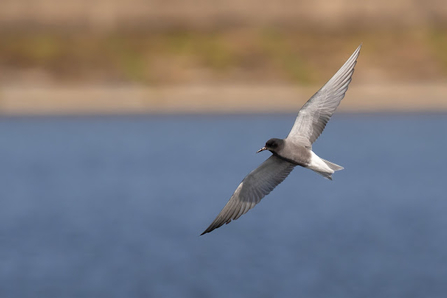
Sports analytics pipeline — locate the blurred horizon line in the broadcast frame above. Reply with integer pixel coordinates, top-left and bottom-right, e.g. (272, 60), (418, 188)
(1, 83), (447, 115)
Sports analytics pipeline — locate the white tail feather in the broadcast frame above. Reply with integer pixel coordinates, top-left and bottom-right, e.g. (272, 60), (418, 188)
(322, 159), (344, 171)
(307, 152), (344, 180)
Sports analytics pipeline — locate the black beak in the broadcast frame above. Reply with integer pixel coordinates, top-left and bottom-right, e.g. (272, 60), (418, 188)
(256, 147), (267, 153)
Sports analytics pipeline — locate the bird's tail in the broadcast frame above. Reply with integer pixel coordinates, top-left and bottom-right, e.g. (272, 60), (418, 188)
(312, 159), (344, 180)
(322, 159), (344, 172)
(308, 152), (344, 180)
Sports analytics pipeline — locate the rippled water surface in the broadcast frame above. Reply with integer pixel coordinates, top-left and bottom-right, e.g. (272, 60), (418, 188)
(0, 114), (446, 297)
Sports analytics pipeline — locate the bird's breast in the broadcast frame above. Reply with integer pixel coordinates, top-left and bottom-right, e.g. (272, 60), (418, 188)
(276, 145), (311, 168)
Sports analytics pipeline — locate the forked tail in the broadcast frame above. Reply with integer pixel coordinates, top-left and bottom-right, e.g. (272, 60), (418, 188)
(322, 159), (344, 172)
(308, 151), (344, 180)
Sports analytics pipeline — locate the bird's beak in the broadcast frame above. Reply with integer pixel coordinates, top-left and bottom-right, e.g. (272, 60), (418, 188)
(256, 147), (267, 153)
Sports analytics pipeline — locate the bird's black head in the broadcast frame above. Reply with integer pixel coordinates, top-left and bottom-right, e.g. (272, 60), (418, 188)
(256, 138), (284, 153)
(266, 138), (281, 149)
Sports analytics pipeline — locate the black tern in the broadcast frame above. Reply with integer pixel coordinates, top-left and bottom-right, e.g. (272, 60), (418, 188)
(201, 45), (361, 235)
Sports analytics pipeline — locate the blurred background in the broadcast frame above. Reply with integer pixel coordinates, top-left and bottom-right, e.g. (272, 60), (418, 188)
(0, 0), (446, 113)
(1, 1), (447, 298)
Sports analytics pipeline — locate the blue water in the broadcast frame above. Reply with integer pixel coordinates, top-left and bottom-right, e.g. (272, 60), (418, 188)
(0, 114), (446, 297)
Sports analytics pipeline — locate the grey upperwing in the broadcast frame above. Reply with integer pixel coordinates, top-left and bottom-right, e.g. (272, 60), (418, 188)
(201, 155), (295, 235)
(286, 44), (361, 148)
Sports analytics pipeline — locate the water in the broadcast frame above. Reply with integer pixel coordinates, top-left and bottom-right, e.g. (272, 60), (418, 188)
(0, 114), (446, 297)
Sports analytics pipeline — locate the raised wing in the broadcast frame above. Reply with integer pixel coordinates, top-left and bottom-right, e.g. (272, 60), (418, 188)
(201, 155), (295, 235)
(287, 44), (361, 148)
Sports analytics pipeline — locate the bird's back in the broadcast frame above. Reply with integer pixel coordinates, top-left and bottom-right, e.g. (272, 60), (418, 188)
(276, 141), (311, 167)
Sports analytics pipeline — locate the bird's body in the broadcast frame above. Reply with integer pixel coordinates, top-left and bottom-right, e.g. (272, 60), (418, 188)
(271, 139), (311, 167)
(265, 139), (340, 179)
(201, 45), (361, 235)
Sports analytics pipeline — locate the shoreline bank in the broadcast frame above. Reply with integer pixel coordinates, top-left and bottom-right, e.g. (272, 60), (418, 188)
(1, 83), (446, 115)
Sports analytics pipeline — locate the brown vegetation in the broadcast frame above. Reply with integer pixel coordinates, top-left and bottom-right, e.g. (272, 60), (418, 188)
(0, 0), (446, 114)
(1, 28), (446, 86)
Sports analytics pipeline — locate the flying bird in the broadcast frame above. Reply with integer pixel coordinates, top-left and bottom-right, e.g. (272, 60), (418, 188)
(201, 45), (361, 235)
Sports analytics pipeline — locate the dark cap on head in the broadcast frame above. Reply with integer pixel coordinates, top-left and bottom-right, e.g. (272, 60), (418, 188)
(257, 138), (284, 153)
(265, 138), (281, 149)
